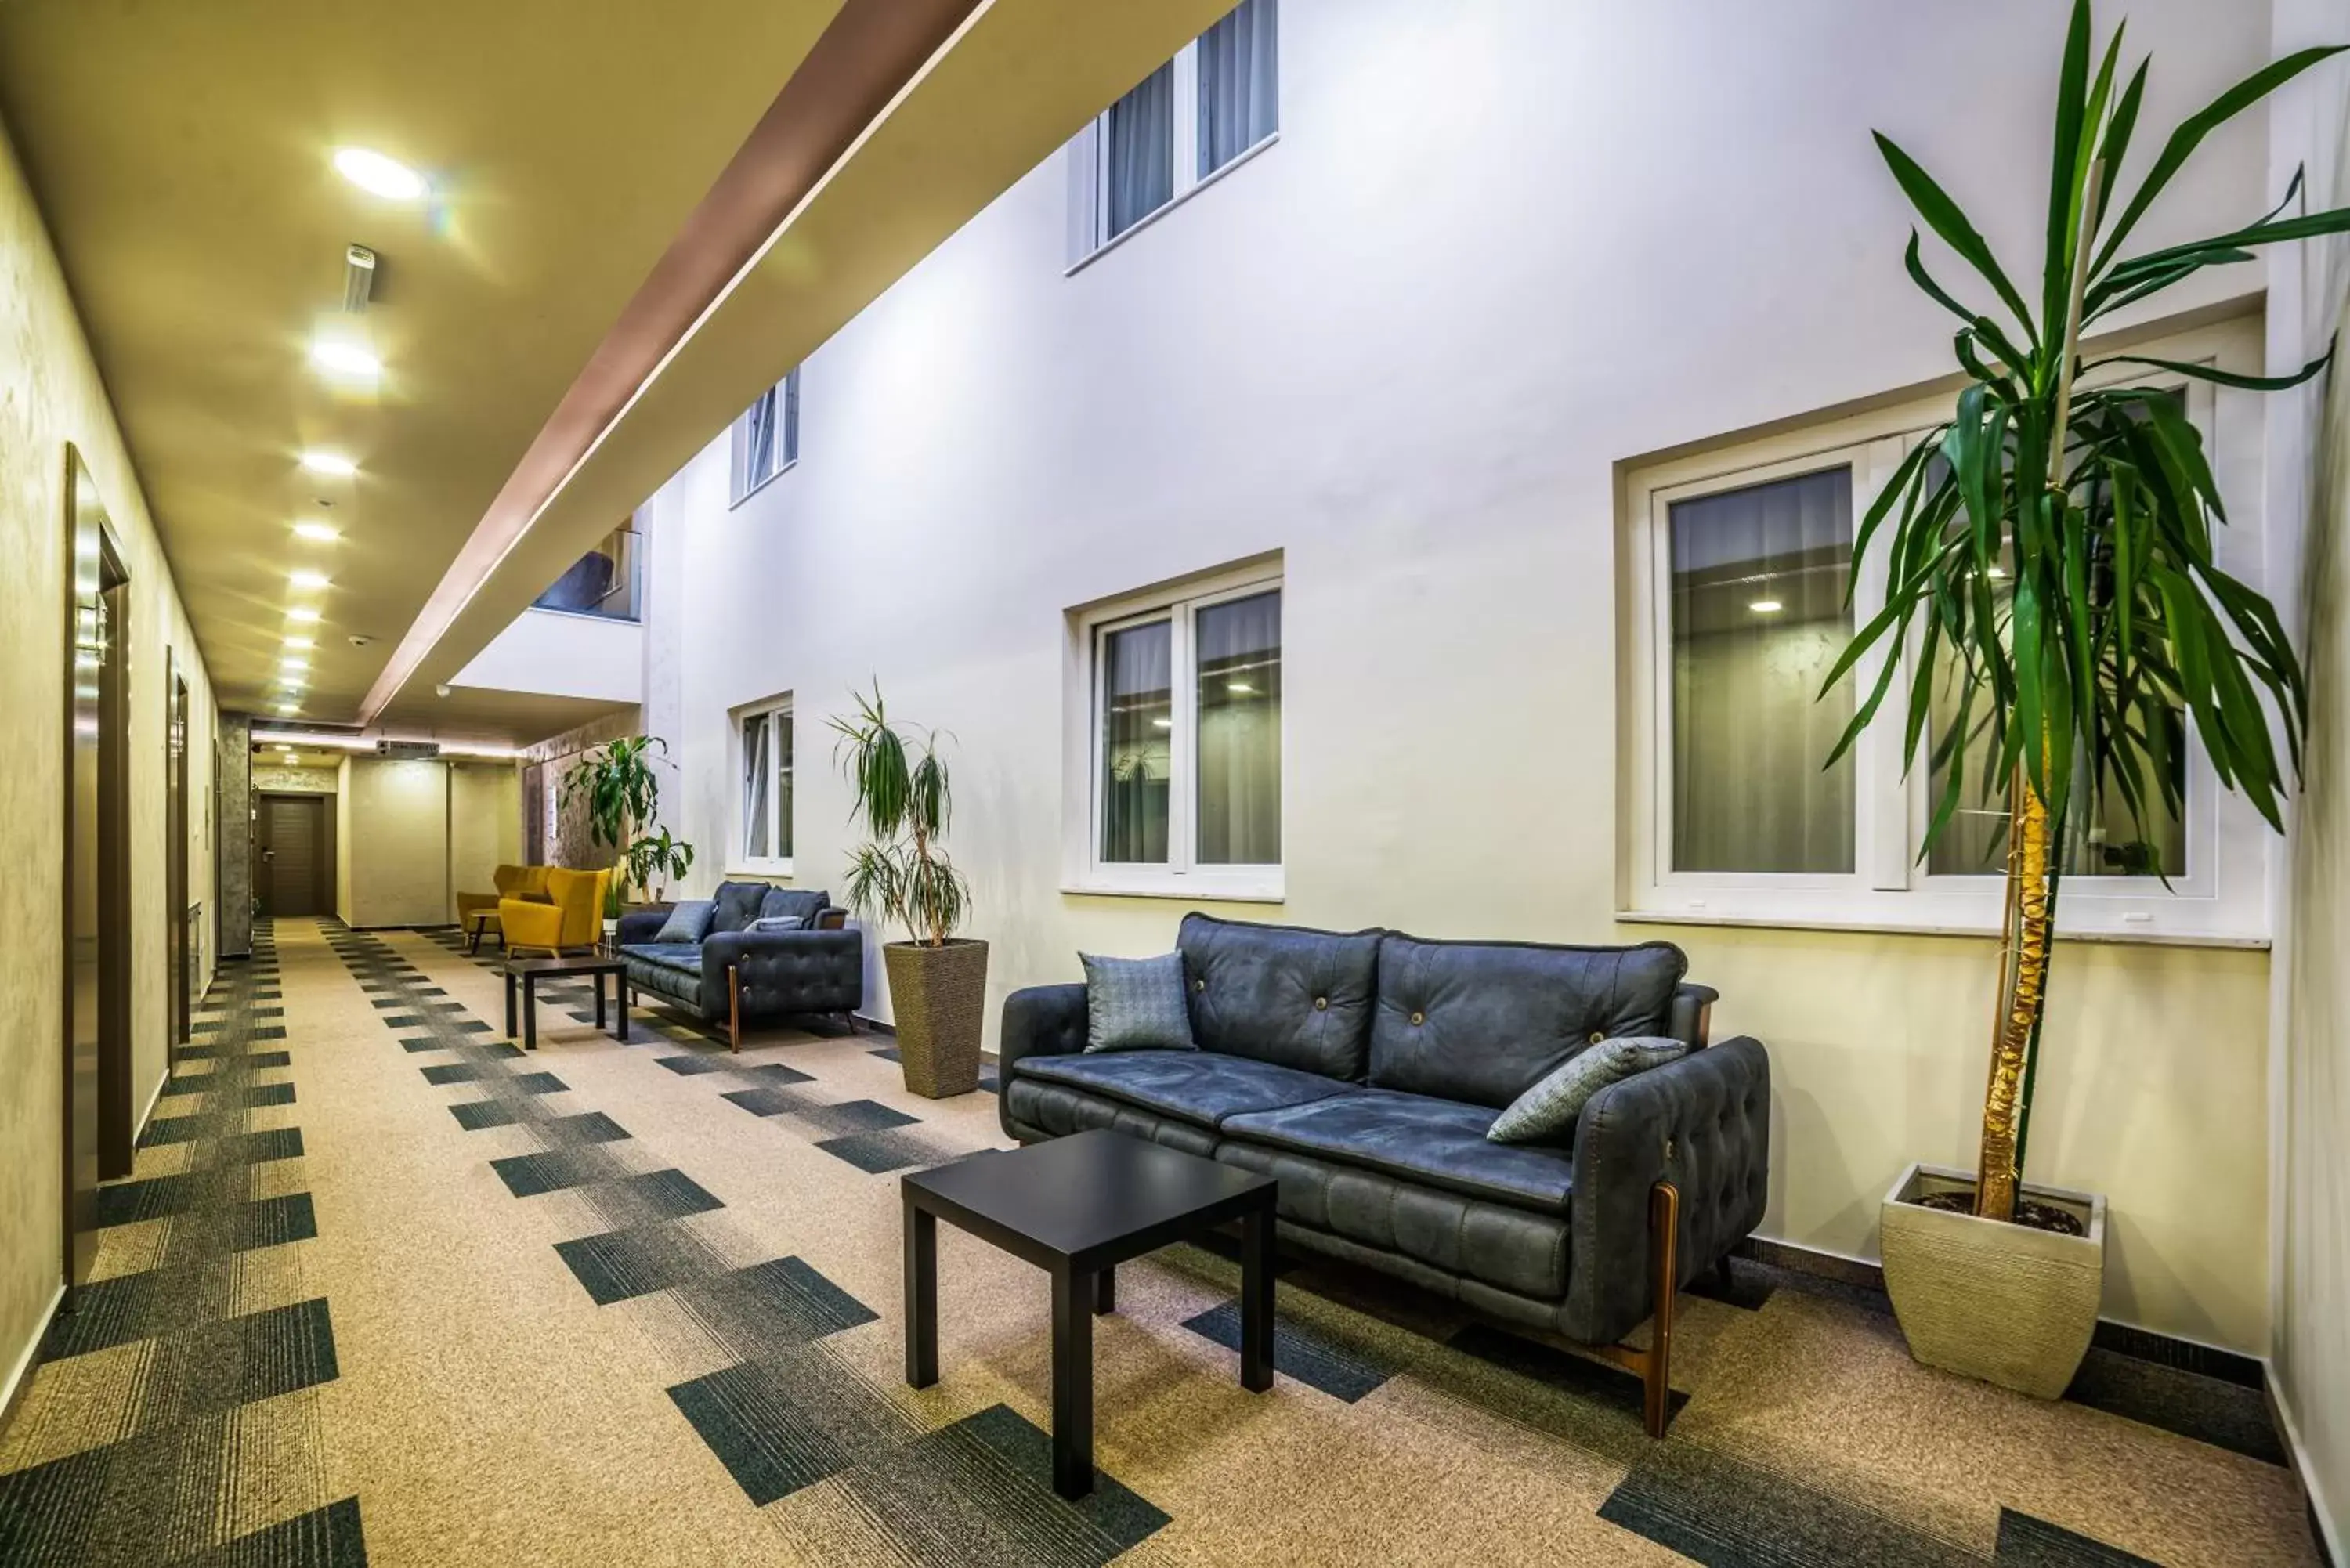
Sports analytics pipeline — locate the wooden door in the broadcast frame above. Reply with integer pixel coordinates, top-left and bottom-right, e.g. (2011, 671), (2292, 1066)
(167, 659), (190, 1066)
(257, 794), (331, 917)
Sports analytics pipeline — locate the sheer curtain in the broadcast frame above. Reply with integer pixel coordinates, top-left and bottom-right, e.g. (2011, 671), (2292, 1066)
(742, 714), (771, 859)
(1668, 469), (1853, 874)
(1196, 590), (1281, 865)
(776, 713), (795, 858)
(1105, 63), (1175, 239)
(1101, 622), (1173, 862)
(1198, 0), (1278, 177)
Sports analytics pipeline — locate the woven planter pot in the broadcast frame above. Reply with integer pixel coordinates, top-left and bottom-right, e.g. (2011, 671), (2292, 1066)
(1880, 1162), (2106, 1399)
(884, 939), (989, 1098)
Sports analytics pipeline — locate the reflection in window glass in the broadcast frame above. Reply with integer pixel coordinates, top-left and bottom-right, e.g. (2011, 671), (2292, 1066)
(1196, 590), (1281, 865)
(1198, 0), (1278, 177)
(742, 714), (772, 860)
(1101, 620), (1173, 862)
(1668, 468), (1855, 873)
(1103, 63), (1175, 240)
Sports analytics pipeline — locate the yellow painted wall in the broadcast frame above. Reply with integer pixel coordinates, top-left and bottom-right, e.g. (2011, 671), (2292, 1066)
(448, 763), (522, 912)
(339, 759), (450, 928)
(0, 116), (217, 1403)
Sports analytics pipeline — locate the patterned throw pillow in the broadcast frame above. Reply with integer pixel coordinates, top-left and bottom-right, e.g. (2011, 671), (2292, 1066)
(746, 915), (805, 934)
(1487, 1036), (1690, 1145)
(652, 899), (717, 944)
(1081, 952), (1198, 1053)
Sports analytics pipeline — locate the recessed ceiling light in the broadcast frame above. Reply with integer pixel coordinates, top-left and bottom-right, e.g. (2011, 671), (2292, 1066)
(299, 450), (357, 477)
(310, 338), (381, 380)
(285, 606), (323, 624)
(1987, 565), (2009, 580)
(277, 744), (296, 754)
(333, 147), (428, 201)
(1152, 717), (1173, 729)
(283, 636), (315, 650)
(1748, 599), (1784, 614)
(293, 521), (339, 543)
(1226, 681), (1255, 695)
(288, 569), (331, 590)
(275, 703), (300, 716)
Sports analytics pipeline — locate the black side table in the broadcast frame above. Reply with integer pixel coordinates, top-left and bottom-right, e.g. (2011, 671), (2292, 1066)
(900, 1129), (1278, 1499)
(497, 952), (629, 1050)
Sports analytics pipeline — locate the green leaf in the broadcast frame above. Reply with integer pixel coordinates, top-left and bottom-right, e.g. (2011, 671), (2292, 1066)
(2081, 349), (2333, 392)
(1904, 233), (2032, 370)
(2042, 0), (2098, 345)
(1875, 132), (2041, 346)
(2095, 56), (2149, 199)
(2092, 44), (2350, 276)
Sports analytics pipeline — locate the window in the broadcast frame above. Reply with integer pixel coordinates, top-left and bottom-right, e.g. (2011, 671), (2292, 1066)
(736, 696), (793, 869)
(1623, 319), (2265, 942)
(730, 367), (800, 504)
(1068, 565), (1282, 898)
(1077, 0), (1278, 255)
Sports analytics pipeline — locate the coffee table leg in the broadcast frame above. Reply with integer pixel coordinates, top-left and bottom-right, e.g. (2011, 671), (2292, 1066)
(523, 976), (538, 1052)
(616, 974), (631, 1042)
(595, 972), (608, 1031)
(1241, 1205), (1274, 1393)
(1052, 1266), (1094, 1498)
(904, 1198), (938, 1388)
(1093, 1266), (1115, 1316)
(504, 971), (515, 1039)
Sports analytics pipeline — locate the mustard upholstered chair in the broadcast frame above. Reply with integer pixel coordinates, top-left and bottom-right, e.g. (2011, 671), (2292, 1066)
(458, 865), (552, 952)
(499, 867), (609, 956)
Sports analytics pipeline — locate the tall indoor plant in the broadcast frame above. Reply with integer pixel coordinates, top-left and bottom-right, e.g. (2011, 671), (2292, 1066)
(833, 685), (985, 1097)
(559, 735), (694, 920)
(1823, 2), (2339, 1396)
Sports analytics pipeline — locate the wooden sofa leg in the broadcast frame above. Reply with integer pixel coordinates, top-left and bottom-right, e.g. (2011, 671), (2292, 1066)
(728, 964), (741, 1053)
(1643, 1180), (1681, 1440)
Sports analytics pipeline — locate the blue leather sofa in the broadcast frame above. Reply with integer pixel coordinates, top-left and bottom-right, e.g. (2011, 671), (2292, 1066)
(997, 912), (1770, 1436)
(616, 880), (863, 1050)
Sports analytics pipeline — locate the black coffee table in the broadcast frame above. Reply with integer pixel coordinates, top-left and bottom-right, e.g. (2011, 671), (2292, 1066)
(902, 1129), (1278, 1499)
(497, 952), (629, 1049)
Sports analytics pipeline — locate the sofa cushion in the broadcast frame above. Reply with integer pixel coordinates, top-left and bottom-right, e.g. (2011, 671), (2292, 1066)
(619, 942), (704, 979)
(1080, 952), (1197, 1053)
(1220, 1086), (1573, 1215)
(1213, 1140), (1571, 1299)
(759, 887), (830, 927)
(1002, 1077), (1220, 1160)
(1014, 1051), (1356, 1130)
(710, 880), (770, 934)
(1368, 934), (1688, 1109)
(653, 899), (716, 944)
(1177, 912), (1381, 1080)
(1489, 1035), (1690, 1145)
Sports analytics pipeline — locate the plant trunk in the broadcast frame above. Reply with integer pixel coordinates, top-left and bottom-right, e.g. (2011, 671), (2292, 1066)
(1976, 768), (2053, 1223)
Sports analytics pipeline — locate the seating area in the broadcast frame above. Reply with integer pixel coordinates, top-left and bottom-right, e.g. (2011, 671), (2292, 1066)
(6, 2), (2348, 1565)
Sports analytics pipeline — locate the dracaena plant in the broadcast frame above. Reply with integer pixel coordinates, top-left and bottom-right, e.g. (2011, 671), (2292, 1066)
(560, 735), (689, 905)
(832, 685), (971, 948)
(1823, 2), (2340, 1223)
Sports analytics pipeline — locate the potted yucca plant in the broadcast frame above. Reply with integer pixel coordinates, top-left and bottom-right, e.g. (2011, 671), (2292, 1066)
(833, 685), (984, 1097)
(1825, 1), (2337, 1396)
(560, 734), (692, 936)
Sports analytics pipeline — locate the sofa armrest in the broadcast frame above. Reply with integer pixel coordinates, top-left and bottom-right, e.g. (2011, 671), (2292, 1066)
(816, 906), (850, 930)
(1560, 1035), (1769, 1346)
(615, 909), (669, 948)
(997, 983), (1089, 1138)
(1668, 982), (1719, 1049)
(703, 927), (866, 1018)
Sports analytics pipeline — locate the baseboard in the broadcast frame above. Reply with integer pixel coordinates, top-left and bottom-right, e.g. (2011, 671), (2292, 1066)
(2270, 1376), (2344, 1568)
(134, 1066), (170, 1146)
(0, 1284), (64, 1444)
(853, 1013), (895, 1036)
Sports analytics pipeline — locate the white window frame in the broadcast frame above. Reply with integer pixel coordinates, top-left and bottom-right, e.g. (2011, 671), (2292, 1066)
(1622, 316), (2270, 945)
(1063, 1), (1280, 271)
(729, 367), (800, 506)
(729, 694), (794, 876)
(1062, 558), (1285, 901)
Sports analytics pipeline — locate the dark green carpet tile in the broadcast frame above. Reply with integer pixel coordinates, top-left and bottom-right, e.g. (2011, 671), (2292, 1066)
(2063, 1348), (2286, 1465)
(645, 1047), (960, 1174)
(668, 1256), (880, 1362)
(870, 1045), (1000, 1095)
(667, 1358), (857, 1505)
(555, 1224), (734, 1306)
(1598, 1440), (1981, 1567)
(41, 1263), (243, 1361)
(1180, 1300), (1399, 1403)
(179, 1496), (368, 1568)
(1994, 1508), (2161, 1565)
(1450, 1322), (1690, 1427)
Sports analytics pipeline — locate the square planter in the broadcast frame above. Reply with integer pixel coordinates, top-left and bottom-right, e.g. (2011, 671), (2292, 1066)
(884, 938), (989, 1098)
(1879, 1162), (2106, 1400)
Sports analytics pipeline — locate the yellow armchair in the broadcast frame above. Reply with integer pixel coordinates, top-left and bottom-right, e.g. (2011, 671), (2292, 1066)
(457, 864), (551, 922)
(500, 867), (609, 956)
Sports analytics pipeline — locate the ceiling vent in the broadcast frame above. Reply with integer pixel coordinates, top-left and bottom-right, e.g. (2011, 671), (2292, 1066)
(342, 244), (378, 313)
(374, 739), (439, 760)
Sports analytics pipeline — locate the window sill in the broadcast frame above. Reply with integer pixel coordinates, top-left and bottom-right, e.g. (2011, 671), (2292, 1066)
(728, 458), (797, 511)
(723, 862), (795, 881)
(1062, 876), (1285, 905)
(1064, 133), (1279, 278)
(1615, 909), (2269, 952)
(521, 604), (642, 627)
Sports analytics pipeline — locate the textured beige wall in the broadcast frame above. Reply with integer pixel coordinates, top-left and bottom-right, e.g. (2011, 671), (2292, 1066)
(341, 759), (450, 927)
(251, 763), (338, 796)
(0, 117), (217, 1403)
(449, 763), (522, 911)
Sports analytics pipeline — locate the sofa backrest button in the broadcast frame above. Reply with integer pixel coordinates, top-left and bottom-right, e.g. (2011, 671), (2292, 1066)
(1314, 996), (1328, 1010)
(1195, 979), (1206, 992)
(1410, 1010), (1424, 1025)
(1589, 1031), (1605, 1045)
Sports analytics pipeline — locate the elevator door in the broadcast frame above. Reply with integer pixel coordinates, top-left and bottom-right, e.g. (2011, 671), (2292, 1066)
(258, 794), (331, 917)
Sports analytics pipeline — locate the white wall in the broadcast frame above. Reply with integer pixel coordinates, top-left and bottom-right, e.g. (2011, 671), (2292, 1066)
(454, 606), (643, 705)
(642, 0), (2294, 1349)
(336, 757), (452, 927)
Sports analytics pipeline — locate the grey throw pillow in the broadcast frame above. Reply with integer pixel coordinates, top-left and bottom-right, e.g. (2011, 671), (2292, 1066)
(1488, 1036), (1690, 1145)
(652, 899), (717, 944)
(1081, 952), (1198, 1053)
(746, 915), (805, 934)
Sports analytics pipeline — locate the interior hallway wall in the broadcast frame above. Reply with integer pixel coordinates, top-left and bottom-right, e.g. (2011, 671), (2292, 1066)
(0, 110), (219, 1414)
(335, 758), (450, 928)
(447, 763), (523, 909)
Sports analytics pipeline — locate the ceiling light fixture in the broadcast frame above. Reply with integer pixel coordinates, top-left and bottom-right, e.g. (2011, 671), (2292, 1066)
(310, 337), (381, 380)
(275, 703), (300, 716)
(293, 521), (339, 543)
(284, 636), (315, 650)
(1748, 599), (1784, 614)
(1152, 717), (1173, 729)
(1226, 681), (1255, 695)
(289, 569), (331, 590)
(285, 607), (323, 624)
(299, 450), (357, 477)
(1987, 565), (2009, 580)
(332, 147), (427, 201)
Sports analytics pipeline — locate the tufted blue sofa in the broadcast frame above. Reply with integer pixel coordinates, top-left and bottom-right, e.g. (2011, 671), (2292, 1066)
(996, 912), (1770, 1436)
(616, 880), (863, 1050)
